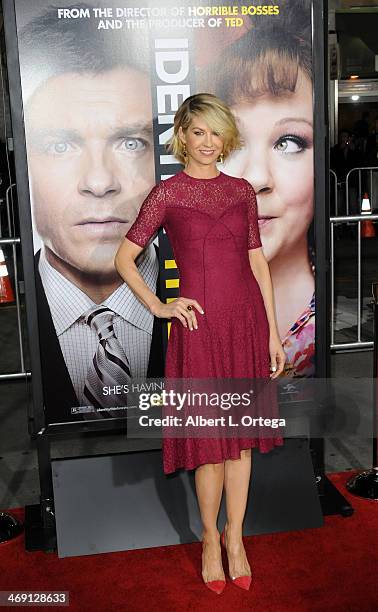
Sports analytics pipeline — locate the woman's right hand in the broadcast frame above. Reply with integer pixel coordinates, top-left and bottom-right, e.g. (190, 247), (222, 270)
(153, 297), (204, 330)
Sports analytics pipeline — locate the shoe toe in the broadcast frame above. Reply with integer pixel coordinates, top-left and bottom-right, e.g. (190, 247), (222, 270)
(205, 579), (226, 594)
(231, 575), (252, 591)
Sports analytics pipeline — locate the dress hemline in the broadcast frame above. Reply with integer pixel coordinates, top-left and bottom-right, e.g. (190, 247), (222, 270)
(163, 437), (285, 475)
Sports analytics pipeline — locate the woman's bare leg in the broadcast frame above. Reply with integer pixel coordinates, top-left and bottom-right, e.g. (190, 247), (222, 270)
(195, 461), (225, 582)
(223, 448), (253, 578)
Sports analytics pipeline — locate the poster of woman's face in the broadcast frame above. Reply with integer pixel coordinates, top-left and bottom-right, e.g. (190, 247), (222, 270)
(197, 0), (315, 377)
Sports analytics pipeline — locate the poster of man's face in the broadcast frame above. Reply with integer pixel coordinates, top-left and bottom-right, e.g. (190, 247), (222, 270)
(14, 0), (164, 424)
(26, 66), (155, 278)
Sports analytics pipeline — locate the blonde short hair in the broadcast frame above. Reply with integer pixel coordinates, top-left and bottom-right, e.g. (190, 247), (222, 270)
(166, 93), (242, 165)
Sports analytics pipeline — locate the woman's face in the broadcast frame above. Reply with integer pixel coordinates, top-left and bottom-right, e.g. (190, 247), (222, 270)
(224, 69), (314, 261)
(178, 116), (224, 168)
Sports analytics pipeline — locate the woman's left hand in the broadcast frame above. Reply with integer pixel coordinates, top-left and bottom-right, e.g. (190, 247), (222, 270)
(269, 332), (286, 379)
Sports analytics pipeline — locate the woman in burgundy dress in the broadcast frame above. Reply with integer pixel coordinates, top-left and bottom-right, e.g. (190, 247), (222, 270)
(115, 93), (285, 594)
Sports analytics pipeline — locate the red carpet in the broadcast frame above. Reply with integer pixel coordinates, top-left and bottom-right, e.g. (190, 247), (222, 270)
(1, 471), (377, 611)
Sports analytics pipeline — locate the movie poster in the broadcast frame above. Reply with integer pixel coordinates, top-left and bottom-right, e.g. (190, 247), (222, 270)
(11, 0), (315, 426)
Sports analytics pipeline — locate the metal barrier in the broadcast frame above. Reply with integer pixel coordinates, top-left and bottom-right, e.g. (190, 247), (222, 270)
(330, 169), (338, 216)
(345, 166), (378, 217)
(330, 167), (378, 350)
(0, 183), (30, 380)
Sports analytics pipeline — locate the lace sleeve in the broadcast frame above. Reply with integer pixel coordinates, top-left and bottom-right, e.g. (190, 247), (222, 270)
(244, 179), (262, 250)
(125, 181), (166, 247)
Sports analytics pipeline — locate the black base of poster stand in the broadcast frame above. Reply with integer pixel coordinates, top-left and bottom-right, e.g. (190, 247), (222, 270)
(317, 475), (354, 517)
(309, 440), (354, 517)
(24, 432), (56, 552)
(24, 503), (56, 553)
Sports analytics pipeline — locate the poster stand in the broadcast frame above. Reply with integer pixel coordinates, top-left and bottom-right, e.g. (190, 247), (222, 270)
(309, 0), (353, 516)
(2, 0), (353, 553)
(346, 281), (378, 500)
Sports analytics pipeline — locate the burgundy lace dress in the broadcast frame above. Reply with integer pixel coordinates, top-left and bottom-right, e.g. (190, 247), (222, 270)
(126, 170), (284, 474)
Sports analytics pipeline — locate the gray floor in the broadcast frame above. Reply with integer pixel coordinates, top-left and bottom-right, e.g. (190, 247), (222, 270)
(0, 231), (377, 510)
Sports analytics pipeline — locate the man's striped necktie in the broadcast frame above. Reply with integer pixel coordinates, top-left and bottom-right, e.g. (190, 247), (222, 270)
(83, 306), (132, 417)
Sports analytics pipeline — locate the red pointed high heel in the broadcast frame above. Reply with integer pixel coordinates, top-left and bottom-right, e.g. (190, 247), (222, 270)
(202, 538), (226, 594)
(221, 529), (252, 591)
